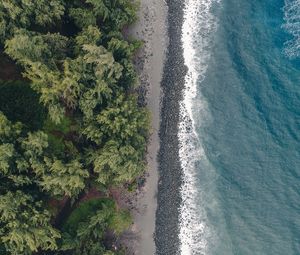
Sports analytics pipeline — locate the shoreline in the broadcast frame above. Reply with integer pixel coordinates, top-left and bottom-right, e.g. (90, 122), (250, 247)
(119, 0), (187, 254)
(119, 0), (168, 254)
(156, 0), (187, 254)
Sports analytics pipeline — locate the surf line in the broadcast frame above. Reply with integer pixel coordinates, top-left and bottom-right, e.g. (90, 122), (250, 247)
(282, 0), (300, 58)
(178, 0), (221, 254)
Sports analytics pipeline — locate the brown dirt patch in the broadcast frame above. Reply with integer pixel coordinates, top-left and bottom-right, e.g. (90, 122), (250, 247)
(0, 53), (23, 81)
(79, 187), (104, 203)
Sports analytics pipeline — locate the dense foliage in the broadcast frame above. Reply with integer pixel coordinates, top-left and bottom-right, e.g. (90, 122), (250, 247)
(0, 0), (147, 254)
(0, 80), (46, 130)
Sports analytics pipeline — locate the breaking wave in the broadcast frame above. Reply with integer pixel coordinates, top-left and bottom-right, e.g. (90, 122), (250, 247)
(178, 0), (220, 254)
(282, 0), (300, 58)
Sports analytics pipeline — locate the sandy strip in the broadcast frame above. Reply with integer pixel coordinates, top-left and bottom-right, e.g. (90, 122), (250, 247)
(119, 0), (168, 254)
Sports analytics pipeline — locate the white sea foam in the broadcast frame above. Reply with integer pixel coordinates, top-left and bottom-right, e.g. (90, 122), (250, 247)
(282, 0), (300, 58)
(179, 0), (220, 254)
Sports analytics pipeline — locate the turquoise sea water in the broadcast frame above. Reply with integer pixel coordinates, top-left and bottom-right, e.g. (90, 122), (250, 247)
(181, 0), (300, 254)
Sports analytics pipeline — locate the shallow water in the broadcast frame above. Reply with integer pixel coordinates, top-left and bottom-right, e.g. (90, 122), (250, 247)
(180, 0), (300, 254)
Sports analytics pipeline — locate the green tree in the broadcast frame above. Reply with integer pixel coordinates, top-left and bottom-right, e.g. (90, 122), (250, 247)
(79, 81), (113, 120)
(22, 131), (48, 158)
(0, 191), (61, 255)
(104, 0), (138, 29)
(0, 143), (32, 189)
(108, 38), (141, 60)
(74, 201), (130, 253)
(61, 199), (129, 255)
(0, 112), (22, 143)
(0, 112), (32, 188)
(5, 30), (70, 123)
(0, 0), (149, 253)
(5, 29), (68, 68)
(83, 44), (123, 82)
(70, 0), (137, 30)
(107, 38), (142, 88)
(82, 94), (149, 186)
(5, 36), (124, 124)
(0, 143), (14, 175)
(0, 113), (87, 197)
(24, 62), (66, 124)
(74, 26), (102, 54)
(69, 8), (97, 29)
(92, 140), (144, 186)
(83, 94), (149, 146)
(0, 0), (64, 42)
(20, 131), (48, 177)
(20, 131), (89, 198)
(40, 158), (89, 198)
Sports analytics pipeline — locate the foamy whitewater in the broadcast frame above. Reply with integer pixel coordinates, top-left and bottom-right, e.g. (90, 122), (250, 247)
(178, 0), (220, 254)
(178, 0), (300, 254)
(283, 0), (300, 58)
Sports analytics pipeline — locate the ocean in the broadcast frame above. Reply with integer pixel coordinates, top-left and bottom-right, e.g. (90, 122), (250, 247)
(179, 0), (300, 254)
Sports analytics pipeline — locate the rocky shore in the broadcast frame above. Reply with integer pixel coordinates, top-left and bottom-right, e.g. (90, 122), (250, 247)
(156, 0), (187, 254)
(119, 0), (187, 254)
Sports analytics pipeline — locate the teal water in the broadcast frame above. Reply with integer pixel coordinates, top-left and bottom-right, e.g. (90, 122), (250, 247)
(185, 0), (300, 254)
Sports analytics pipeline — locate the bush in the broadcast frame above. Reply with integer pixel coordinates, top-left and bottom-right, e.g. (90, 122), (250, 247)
(43, 116), (78, 156)
(108, 209), (132, 235)
(62, 198), (113, 236)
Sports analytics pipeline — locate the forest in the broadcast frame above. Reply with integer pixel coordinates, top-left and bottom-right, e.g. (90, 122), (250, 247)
(0, 0), (149, 254)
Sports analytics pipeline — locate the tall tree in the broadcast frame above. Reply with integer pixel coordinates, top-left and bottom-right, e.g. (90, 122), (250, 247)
(70, 0), (138, 30)
(0, 112), (32, 189)
(5, 29), (68, 68)
(0, 0), (150, 253)
(40, 158), (89, 198)
(83, 94), (149, 146)
(0, 143), (14, 176)
(0, 191), (61, 254)
(91, 140), (144, 186)
(61, 199), (129, 255)
(0, 112), (22, 143)
(0, 0), (64, 42)
(74, 26), (102, 54)
(0, 112), (88, 197)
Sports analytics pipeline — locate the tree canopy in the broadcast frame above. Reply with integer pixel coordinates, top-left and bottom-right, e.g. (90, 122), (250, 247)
(0, 0), (148, 254)
(0, 0), (64, 42)
(0, 191), (60, 254)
